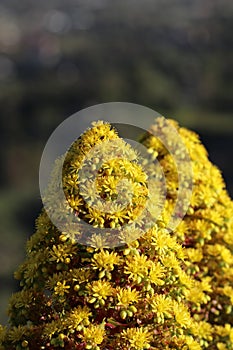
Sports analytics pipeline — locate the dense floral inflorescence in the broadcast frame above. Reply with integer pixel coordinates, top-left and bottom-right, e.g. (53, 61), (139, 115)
(0, 119), (233, 350)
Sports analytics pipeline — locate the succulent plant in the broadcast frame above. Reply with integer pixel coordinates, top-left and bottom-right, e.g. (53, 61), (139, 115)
(0, 119), (232, 350)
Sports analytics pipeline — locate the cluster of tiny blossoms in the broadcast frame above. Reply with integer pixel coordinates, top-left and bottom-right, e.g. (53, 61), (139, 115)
(0, 119), (233, 350)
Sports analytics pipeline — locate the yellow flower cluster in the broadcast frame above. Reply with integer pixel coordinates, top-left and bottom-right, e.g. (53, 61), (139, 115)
(83, 324), (105, 349)
(1, 119), (233, 350)
(62, 122), (148, 232)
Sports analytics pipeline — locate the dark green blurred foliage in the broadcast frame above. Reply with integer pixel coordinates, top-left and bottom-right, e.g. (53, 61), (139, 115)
(0, 0), (232, 324)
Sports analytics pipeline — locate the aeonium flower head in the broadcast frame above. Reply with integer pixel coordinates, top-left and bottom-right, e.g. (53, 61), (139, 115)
(0, 119), (233, 350)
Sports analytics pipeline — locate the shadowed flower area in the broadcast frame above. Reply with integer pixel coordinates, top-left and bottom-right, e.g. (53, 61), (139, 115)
(0, 119), (232, 349)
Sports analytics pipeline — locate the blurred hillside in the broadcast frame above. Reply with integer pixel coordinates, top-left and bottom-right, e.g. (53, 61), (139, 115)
(0, 0), (232, 324)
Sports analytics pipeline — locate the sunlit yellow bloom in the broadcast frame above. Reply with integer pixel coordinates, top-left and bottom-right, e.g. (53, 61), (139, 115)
(175, 334), (201, 350)
(215, 324), (232, 337)
(116, 287), (139, 307)
(150, 294), (173, 321)
(224, 231), (233, 246)
(149, 262), (165, 285)
(64, 306), (90, 330)
(83, 324), (105, 346)
(192, 321), (213, 341)
(200, 276), (212, 293)
(86, 280), (113, 301)
(206, 244), (222, 257)
(185, 336), (202, 350)
(121, 327), (152, 350)
(54, 280), (70, 296)
(92, 250), (121, 272)
(124, 254), (149, 282)
(229, 327), (233, 343)
(85, 207), (105, 228)
(173, 301), (192, 328)
(151, 229), (178, 254)
(177, 268), (194, 288)
(161, 252), (180, 270)
(220, 247), (233, 265)
(217, 343), (227, 350)
(222, 285), (233, 303)
(186, 248), (203, 263)
(184, 281), (209, 304)
(50, 244), (76, 263)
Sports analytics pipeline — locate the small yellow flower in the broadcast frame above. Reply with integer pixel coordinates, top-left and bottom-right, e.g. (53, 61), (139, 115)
(186, 248), (203, 263)
(85, 207), (105, 228)
(150, 294), (173, 321)
(161, 252), (180, 270)
(192, 321), (213, 341)
(177, 268), (194, 289)
(217, 343), (227, 350)
(173, 302), (192, 329)
(149, 262), (165, 286)
(200, 276), (212, 293)
(83, 324), (105, 346)
(215, 323), (231, 337)
(106, 209), (130, 228)
(124, 254), (149, 282)
(54, 281), (70, 297)
(64, 306), (90, 331)
(222, 285), (233, 303)
(87, 233), (109, 249)
(121, 327), (152, 350)
(230, 327), (233, 343)
(50, 244), (76, 263)
(151, 229), (178, 255)
(92, 250), (121, 272)
(185, 336), (202, 350)
(86, 280), (113, 302)
(224, 231), (233, 246)
(116, 287), (139, 307)
(184, 281), (209, 304)
(43, 320), (63, 339)
(220, 246), (233, 265)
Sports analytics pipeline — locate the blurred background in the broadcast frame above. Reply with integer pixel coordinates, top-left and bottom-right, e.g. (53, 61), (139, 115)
(0, 0), (232, 324)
